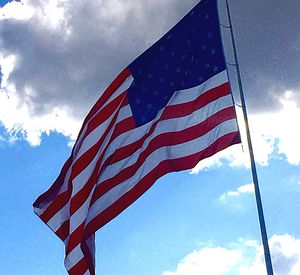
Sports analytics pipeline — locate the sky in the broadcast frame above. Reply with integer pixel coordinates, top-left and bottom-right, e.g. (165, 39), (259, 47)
(0, 0), (300, 274)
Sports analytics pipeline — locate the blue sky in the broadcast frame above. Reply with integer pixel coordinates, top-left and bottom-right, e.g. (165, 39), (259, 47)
(1, 0), (300, 274)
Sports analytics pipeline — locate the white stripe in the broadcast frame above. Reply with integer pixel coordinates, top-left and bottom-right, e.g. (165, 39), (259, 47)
(99, 94), (234, 182)
(99, 75), (133, 112)
(69, 186), (95, 234)
(73, 93), (127, 162)
(168, 70), (228, 106)
(74, 102), (132, 162)
(64, 244), (84, 270)
(35, 164), (72, 217)
(87, 119), (238, 223)
(71, 104), (132, 197)
(47, 203), (69, 233)
(72, 75), (133, 158)
(64, 233), (95, 272)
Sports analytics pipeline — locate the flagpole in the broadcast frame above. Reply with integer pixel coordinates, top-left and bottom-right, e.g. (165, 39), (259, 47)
(224, 1), (274, 274)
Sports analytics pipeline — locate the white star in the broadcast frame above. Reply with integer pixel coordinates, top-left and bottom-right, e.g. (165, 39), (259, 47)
(213, 66), (219, 72)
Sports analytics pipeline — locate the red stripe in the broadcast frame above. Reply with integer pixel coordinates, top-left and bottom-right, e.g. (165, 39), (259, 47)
(91, 106), (236, 204)
(66, 239), (95, 275)
(70, 91), (127, 181)
(67, 223), (85, 254)
(77, 68), (131, 153)
(70, 94), (125, 182)
(69, 117), (135, 216)
(85, 92), (127, 137)
(68, 257), (88, 275)
(85, 131), (240, 236)
(70, 93), (130, 180)
(69, 119), (119, 216)
(40, 188), (71, 223)
(55, 220), (69, 241)
(69, 104), (135, 216)
(161, 82), (230, 120)
(33, 157), (72, 209)
(110, 115), (135, 141)
(84, 68), (131, 124)
(66, 238), (95, 275)
(72, 73), (131, 162)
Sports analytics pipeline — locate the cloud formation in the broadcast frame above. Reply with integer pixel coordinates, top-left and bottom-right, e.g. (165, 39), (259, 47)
(219, 183), (254, 203)
(0, 0), (188, 144)
(1, 0), (300, 154)
(163, 234), (300, 275)
(163, 246), (242, 275)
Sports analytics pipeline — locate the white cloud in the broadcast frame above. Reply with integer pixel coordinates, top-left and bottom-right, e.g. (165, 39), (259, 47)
(163, 247), (243, 275)
(0, 54), (16, 87)
(0, 1), (34, 20)
(218, 184), (255, 211)
(237, 184), (254, 194)
(163, 235), (300, 275)
(0, 84), (81, 146)
(35, 0), (68, 29)
(0, 0), (190, 145)
(219, 183), (254, 203)
(246, 91), (300, 167)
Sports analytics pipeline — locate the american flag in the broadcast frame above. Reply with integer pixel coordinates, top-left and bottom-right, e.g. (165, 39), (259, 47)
(33, 0), (241, 274)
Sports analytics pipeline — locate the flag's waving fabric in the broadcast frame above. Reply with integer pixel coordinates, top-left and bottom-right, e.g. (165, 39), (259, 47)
(33, 0), (241, 274)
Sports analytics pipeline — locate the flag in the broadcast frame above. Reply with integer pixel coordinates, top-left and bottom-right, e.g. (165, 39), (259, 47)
(33, 0), (241, 274)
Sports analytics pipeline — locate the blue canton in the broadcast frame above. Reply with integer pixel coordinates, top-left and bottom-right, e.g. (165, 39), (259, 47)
(127, 0), (225, 126)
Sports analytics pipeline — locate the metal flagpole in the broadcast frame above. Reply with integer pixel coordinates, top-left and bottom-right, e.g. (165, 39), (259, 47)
(223, 0), (274, 274)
